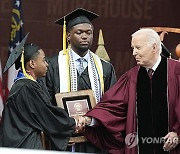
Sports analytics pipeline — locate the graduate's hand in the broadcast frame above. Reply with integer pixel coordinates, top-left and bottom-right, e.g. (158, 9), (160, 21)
(163, 132), (179, 151)
(73, 115), (86, 133)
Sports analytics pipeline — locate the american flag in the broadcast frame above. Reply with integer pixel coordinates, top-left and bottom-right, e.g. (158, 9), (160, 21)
(4, 0), (24, 100)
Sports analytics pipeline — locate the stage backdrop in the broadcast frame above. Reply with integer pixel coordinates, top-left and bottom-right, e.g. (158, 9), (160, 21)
(1, 0), (180, 78)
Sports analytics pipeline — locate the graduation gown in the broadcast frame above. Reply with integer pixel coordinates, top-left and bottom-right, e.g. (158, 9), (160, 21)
(85, 58), (180, 154)
(45, 54), (117, 106)
(42, 53), (116, 152)
(0, 79), (75, 150)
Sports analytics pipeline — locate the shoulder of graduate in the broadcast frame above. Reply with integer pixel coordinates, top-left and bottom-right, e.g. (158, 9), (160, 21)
(14, 79), (40, 90)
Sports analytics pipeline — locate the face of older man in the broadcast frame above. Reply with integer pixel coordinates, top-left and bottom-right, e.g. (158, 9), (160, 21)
(131, 34), (159, 68)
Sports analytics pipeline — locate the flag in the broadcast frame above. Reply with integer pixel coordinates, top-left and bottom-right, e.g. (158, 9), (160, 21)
(4, 0), (24, 99)
(0, 60), (4, 120)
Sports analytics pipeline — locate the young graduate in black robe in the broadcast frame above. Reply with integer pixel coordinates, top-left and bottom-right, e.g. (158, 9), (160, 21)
(44, 8), (116, 106)
(0, 35), (77, 150)
(41, 8), (117, 153)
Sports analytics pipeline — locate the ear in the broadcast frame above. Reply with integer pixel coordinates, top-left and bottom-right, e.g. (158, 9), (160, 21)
(29, 60), (35, 69)
(152, 43), (157, 53)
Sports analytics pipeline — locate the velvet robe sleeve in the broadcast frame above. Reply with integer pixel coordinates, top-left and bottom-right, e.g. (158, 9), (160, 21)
(84, 72), (130, 153)
(0, 79), (75, 150)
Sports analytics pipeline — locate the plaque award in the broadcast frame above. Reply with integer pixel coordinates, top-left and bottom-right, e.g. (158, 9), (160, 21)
(55, 90), (96, 143)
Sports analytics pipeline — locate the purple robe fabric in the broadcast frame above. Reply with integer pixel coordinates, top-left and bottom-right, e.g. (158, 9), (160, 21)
(85, 59), (180, 154)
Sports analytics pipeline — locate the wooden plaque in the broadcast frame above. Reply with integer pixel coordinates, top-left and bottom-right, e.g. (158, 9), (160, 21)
(55, 90), (96, 115)
(55, 90), (96, 143)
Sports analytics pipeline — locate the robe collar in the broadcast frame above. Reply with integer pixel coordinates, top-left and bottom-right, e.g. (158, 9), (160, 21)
(146, 55), (161, 72)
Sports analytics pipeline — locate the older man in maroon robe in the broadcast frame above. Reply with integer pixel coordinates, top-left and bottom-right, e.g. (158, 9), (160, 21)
(82, 28), (180, 154)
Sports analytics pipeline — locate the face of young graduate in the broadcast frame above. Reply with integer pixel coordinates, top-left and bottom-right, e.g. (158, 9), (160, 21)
(67, 23), (93, 57)
(32, 49), (48, 78)
(131, 34), (158, 68)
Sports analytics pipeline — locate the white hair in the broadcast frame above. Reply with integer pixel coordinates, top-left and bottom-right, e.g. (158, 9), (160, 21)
(132, 28), (162, 53)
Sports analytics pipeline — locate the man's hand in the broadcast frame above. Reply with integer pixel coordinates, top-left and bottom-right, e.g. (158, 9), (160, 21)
(73, 116), (86, 133)
(73, 116), (92, 133)
(163, 132), (179, 151)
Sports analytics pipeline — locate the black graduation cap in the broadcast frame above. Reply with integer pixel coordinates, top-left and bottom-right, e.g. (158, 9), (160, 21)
(54, 8), (99, 31)
(21, 43), (40, 65)
(3, 33), (29, 73)
(161, 43), (171, 58)
(3, 33), (41, 73)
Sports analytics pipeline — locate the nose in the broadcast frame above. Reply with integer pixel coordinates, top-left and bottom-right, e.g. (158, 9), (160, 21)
(81, 32), (88, 39)
(132, 48), (137, 56)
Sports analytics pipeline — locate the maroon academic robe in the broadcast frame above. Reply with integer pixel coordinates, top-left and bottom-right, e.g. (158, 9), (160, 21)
(85, 59), (180, 154)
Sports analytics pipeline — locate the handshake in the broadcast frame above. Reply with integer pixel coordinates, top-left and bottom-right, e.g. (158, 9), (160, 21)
(73, 116), (92, 133)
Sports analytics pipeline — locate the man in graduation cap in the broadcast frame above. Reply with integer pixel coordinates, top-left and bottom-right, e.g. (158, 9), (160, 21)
(0, 34), (79, 150)
(42, 8), (116, 152)
(80, 28), (180, 154)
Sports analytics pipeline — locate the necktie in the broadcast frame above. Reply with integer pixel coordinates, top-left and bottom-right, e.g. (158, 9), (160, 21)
(148, 69), (154, 79)
(78, 58), (85, 75)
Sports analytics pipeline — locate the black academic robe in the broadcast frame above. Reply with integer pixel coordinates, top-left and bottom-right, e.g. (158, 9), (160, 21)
(45, 54), (117, 106)
(0, 79), (75, 150)
(43, 53), (117, 152)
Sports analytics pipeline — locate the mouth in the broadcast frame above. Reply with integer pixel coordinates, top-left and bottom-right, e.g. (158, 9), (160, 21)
(134, 56), (140, 61)
(135, 58), (141, 64)
(80, 41), (89, 45)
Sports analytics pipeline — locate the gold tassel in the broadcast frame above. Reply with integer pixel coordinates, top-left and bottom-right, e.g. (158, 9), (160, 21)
(21, 50), (35, 81)
(66, 44), (71, 92)
(63, 17), (67, 55)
